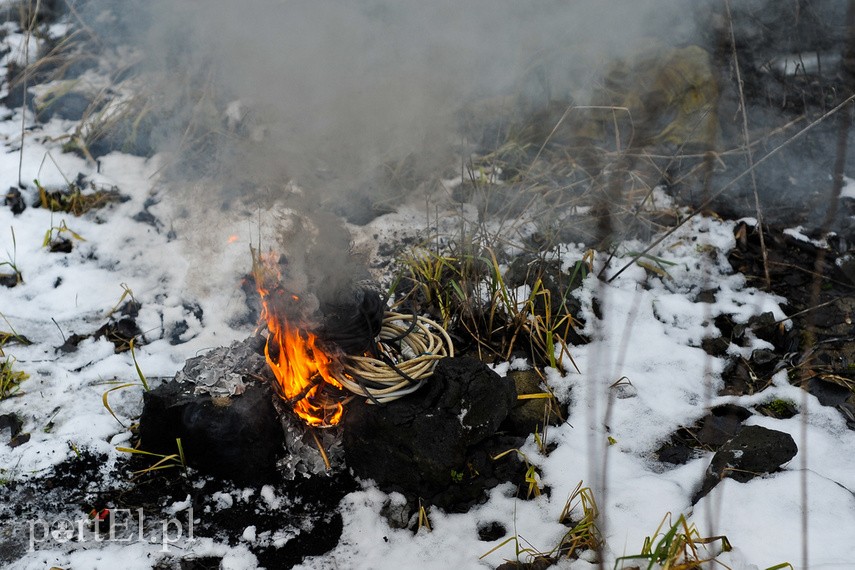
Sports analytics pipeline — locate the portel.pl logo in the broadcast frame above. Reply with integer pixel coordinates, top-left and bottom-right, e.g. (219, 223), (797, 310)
(26, 508), (195, 552)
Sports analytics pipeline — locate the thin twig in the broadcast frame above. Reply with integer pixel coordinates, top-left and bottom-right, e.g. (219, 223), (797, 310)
(766, 260), (855, 290)
(310, 428), (331, 471)
(771, 298), (841, 326)
(725, 0), (770, 290)
(17, 0), (41, 187)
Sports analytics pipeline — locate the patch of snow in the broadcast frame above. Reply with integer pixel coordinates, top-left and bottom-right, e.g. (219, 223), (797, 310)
(841, 176), (855, 199)
(241, 526), (256, 543)
(260, 485), (282, 510)
(165, 496), (192, 516)
(783, 226), (830, 249)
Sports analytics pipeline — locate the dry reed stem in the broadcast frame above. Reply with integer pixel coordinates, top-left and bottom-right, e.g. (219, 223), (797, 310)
(725, 0), (771, 291)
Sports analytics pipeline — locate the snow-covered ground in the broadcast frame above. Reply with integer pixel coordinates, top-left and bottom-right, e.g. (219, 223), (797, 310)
(2, 7), (855, 570)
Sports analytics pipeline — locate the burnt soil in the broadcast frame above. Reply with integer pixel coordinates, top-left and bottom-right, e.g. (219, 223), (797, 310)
(0, 449), (358, 569)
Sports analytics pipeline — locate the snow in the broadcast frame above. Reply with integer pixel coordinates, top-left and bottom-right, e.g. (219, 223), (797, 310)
(4, 114), (855, 570)
(1, 16), (855, 570)
(842, 176), (855, 200)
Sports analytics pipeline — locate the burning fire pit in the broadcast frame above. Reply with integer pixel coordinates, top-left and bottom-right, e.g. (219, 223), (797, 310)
(139, 248), (523, 511)
(252, 248), (454, 426)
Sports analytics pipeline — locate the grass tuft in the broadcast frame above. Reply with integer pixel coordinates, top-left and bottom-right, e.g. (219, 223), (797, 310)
(0, 356), (29, 400)
(117, 438), (187, 478)
(0, 227), (23, 286)
(614, 512), (732, 570)
(395, 240), (583, 376)
(417, 499), (431, 532)
(491, 448), (544, 499)
(35, 178), (126, 216)
(554, 481), (602, 560)
(100, 338), (150, 426)
(480, 480), (600, 564)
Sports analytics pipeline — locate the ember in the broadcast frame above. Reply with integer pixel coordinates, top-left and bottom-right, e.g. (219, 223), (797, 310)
(253, 250), (347, 427)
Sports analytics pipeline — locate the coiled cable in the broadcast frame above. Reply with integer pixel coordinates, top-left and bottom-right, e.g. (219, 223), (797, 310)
(337, 312), (454, 403)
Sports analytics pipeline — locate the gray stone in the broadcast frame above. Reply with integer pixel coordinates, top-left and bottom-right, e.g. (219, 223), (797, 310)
(694, 425), (797, 503)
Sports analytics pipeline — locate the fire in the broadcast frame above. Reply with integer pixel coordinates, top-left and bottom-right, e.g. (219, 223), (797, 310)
(227, 234), (240, 244)
(263, 315), (344, 426)
(254, 251), (344, 427)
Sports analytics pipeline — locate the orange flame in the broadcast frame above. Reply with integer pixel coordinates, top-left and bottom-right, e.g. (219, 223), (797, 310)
(254, 251), (344, 426)
(227, 234), (240, 244)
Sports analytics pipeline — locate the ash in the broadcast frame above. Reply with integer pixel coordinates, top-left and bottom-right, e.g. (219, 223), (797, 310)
(173, 336), (269, 397)
(274, 398), (345, 479)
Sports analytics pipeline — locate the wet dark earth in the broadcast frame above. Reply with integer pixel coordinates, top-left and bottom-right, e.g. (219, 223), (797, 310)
(0, 448), (358, 570)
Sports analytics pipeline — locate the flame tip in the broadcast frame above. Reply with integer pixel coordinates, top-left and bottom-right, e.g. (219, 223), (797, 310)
(257, 256), (344, 426)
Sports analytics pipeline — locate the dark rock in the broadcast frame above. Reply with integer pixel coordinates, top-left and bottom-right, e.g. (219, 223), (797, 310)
(478, 521), (507, 542)
(57, 332), (87, 353)
(93, 317), (142, 352)
(0, 413), (23, 440)
(713, 314), (743, 343)
(720, 358), (764, 396)
(36, 91), (93, 122)
(3, 63), (34, 109)
(694, 425), (797, 503)
(48, 237), (73, 253)
(701, 334), (730, 357)
(0, 0), (63, 25)
(433, 434), (528, 512)
(695, 404), (751, 447)
(656, 442), (693, 465)
(133, 210), (159, 227)
(838, 253), (855, 285)
(747, 312), (780, 345)
(9, 433), (30, 448)
(168, 320), (190, 345)
(168, 303), (202, 345)
(183, 301), (203, 321)
(342, 357), (519, 509)
(379, 497), (411, 530)
(695, 289), (718, 304)
(139, 380), (282, 484)
(807, 377), (852, 407)
(0, 272), (20, 288)
(750, 348), (777, 366)
(120, 300), (142, 318)
(4, 187), (25, 214)
(656, 405), (751, 466)
(496, 558), (553, 570)
(86, 111), (157, 159)
(839, 402), (855, 430)
(153, 557), (222, 570)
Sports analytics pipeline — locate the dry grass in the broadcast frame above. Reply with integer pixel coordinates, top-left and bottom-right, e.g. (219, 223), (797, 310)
(395, 242), (582, 375)
(0, 356), (29, 400)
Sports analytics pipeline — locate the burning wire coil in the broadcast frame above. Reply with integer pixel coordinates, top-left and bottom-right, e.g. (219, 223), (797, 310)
(337, 311), (454, 404)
